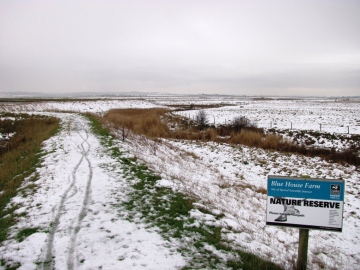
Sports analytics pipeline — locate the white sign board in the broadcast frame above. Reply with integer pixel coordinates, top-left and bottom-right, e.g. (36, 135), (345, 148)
(266, 175), (344, 232)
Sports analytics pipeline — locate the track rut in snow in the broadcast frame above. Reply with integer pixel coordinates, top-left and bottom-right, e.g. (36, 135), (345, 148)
(66, 130), (93, 270)
(41, 122), (93, 270)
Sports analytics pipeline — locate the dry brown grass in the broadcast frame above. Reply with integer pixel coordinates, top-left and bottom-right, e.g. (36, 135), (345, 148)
(0, 114), (60, 242)
(103, 108), (285, 148)
(102, 108), (359, 166)
(0, 117), (59, 188)
(229, 130), (263, 147)
(262, 134), (283, 149)
(104, 108), (360, 166)
(104, 108), (170, 138)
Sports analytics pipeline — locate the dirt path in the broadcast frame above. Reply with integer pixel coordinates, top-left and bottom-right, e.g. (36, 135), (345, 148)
(0, 114), (185, 270)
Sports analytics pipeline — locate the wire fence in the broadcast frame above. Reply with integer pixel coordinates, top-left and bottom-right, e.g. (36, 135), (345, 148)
(180, 113), (360, 135)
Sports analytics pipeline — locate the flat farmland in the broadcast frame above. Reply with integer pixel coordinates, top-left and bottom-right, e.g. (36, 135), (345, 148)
(0, 96), (359, 270)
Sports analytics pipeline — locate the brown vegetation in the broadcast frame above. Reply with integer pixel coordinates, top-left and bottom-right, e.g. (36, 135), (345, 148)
(104, 108), (170, 138)
(0, 114), (60, 242)
(102, 108), (360, 167)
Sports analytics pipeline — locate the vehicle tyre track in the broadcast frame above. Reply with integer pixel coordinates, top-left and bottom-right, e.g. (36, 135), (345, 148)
(66, 129), (93, 270)
(40, 123), (92, 270)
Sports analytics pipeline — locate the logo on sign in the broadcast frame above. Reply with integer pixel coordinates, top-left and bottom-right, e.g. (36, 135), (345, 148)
(330, 184), (341, 195)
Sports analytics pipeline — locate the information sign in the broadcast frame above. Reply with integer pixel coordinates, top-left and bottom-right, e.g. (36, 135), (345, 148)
(266, 175), (344, 232)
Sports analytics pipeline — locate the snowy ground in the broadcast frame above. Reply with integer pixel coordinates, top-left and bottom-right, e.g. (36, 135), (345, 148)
(0, 113), (185, 269)
(0, 97), (359, 269)
(166, 99), (360, 134)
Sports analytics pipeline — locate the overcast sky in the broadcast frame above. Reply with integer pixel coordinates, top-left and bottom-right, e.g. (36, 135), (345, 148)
(1, 0), (359, 96)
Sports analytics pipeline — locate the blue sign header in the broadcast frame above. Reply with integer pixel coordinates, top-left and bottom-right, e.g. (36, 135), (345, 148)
(267, 176), (344, 201)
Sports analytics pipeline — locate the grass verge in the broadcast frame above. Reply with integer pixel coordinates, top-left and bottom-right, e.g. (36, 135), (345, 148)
(0, 113), (60, 244)
(87, 113), (282, 270)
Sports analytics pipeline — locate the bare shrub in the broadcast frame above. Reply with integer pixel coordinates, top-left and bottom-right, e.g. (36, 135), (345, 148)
(120, 126), (130, 142)
(195, 110), (209, 130)
(231, 116), (251, 132)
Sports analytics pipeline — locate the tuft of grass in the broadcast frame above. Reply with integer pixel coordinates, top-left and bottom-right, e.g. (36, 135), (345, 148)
(0, 259), (20, 270)
(16, 227), (40, 242)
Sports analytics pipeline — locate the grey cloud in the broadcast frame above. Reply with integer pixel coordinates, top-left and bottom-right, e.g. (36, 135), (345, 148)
(0, 0), (359, 96)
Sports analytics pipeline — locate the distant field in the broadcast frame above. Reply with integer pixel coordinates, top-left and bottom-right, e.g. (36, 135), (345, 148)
(0, 96), (359, 270)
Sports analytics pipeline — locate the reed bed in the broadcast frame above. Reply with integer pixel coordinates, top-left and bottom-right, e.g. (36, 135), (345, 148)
(104, 108), (170, 138)
(104, 109), (289, 147)
(102, 108), (359, 166)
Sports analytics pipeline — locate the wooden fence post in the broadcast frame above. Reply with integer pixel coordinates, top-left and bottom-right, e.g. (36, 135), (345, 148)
(297, 228), (309, 270)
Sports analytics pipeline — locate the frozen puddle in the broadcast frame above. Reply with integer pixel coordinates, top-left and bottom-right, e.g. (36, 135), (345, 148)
(0, 113), (185, 270)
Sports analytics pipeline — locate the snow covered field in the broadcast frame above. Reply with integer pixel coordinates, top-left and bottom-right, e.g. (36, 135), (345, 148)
(0, 97), (359, 269)
(166, 98), (360, 135)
